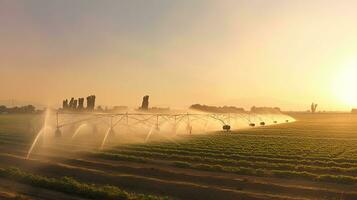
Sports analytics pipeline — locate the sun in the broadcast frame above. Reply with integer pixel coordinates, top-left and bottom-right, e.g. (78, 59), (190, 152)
(333, 64), (357, 107)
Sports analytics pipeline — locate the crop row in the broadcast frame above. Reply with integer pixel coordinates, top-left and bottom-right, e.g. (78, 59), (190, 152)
(171, 161), (357, 185)
(88, 148), (357, 185)
(0, 167), (165, 200)
(173, 135), (357, 153)
(105, 148), (357, 176)
(120, 143), (357, 165)
(118, 145), (357, 168)
(90, 151), (149, 163)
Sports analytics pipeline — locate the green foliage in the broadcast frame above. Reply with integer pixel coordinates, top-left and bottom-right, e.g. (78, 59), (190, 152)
(172, 161), (191, 168)
(0, 167), (164, 200)
(97, 122), (357, 185)
(92, 152), (148, 163)
(4, 113), (357, 191)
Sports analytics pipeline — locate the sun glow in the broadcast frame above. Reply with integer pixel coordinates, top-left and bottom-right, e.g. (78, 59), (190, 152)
(334, 62), (357, 107)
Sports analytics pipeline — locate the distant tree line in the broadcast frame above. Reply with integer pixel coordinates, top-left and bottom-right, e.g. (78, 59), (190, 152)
(0, 105), (36, 114)
(190, 104), (245, 113)
(250, 106), (281, 113)
(190, 104), (282, 114)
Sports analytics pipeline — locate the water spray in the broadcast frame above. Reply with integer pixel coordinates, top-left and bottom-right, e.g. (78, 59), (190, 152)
(100, 116), (115, 150)
(26, 108), (50, 159)
(155, 115), (160, 131)
(55, 112), (62, 137)
(71, 124), (88, 140)
(43, 111), (295, 150)
(172, 115), (177, 135)
(145, 126), (155, 142)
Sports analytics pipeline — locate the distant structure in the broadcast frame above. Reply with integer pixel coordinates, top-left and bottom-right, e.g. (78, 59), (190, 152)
(78, 98), (84, 110)
(352, 109), (357, 114)
(62, 95), (95, 111)
(86, 95), (96, 110)
(69, 98), (75, 109)
(311, 103), (318, 113)
(141, 95), (149, 110)
(73, 99), (78, 109)
(62, 99), (68, 109)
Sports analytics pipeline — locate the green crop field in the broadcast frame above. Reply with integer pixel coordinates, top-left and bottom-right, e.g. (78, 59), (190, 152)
(1, 113), (357, 200)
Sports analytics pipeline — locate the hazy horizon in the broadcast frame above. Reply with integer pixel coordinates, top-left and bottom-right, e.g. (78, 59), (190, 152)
(2, 0), (357, 111)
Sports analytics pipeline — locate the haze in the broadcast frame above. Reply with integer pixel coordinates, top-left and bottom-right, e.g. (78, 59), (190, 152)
(1, 0), (357, 111)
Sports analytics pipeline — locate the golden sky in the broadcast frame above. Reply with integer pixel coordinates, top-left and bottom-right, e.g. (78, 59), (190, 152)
(1, 0), (357, 111)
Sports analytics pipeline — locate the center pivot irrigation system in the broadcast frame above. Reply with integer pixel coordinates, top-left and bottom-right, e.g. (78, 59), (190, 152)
(53, 111), (291, 137)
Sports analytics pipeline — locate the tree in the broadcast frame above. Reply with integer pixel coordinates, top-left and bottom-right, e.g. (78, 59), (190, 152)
(311, 103), (318, 113)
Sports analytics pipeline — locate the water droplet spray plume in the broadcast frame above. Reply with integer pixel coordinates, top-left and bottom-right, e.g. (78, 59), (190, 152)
(145, 126), (154, 142)
(100, 127), (113, 150)
(26, 108), (50, 159)
(71, 124), (88, 140)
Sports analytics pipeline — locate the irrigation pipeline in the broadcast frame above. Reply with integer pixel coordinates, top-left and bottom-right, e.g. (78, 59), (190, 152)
(24, 111), (293, 160)
(54, 111), (292, 136)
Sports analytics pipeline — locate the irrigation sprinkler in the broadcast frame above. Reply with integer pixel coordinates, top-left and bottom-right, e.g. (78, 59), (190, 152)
(186, 113), (192, 134)
(109, 116), (115, 137)
(25, 110), (295, 160)
(55, 127), (62, 137)
(55, 112), (62, 137)
(125, 112), (129, 133)
(155, 115), (160, 131)
(173, 115), (177, 135)
(222, 124), (231, 132)
(52, 111), (292, 139)
(227, 113), (231, 125)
